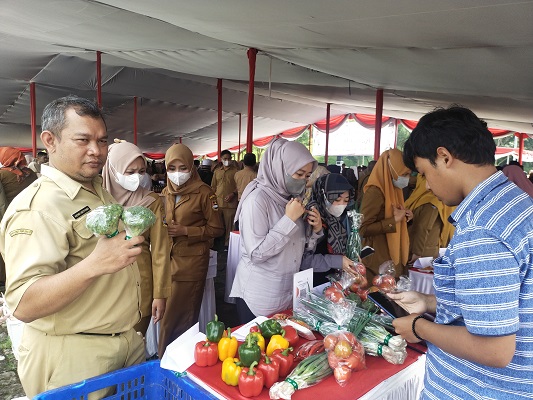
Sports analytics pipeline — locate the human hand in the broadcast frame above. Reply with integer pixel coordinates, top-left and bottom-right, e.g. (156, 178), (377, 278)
(387, 290), (429, 314)
(341, 255), (358, 274)
(393, 205), (407, 223)
(167, 221), (187, 237)
(224, 192), (236, 203)
(88, 231), (143, 275)
(405, 208), (413, 222)
(152, 298), (167, 323)
(392, 314), (424, 343)
(306, 206), (322, 233)
(285, 198), (305, 221)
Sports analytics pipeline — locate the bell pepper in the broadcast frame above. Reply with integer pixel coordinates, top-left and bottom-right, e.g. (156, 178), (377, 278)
(258, 319), (283, 339)
(238, 333), (262, 367)
(249, 325), (261, 333)
(266, 332), (289, 356)
(257, 355), (280, 388)
(206, 314), (225, 343)
(271, 347), (294, 378)
(249, 331), (265, 352)
(218, 327), (238, 361)
(282, 325), (299, 348)
(221, 357), (242, 386)
(238, 361), (264, 398)
(194, 340), (219, 367)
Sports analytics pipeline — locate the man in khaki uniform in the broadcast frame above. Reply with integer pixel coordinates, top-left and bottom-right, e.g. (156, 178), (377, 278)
(234, 153), (257, 201)
(211, 149), (238, 248)
(0, 96), (145, 398)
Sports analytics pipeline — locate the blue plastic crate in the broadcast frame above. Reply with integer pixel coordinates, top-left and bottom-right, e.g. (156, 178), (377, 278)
(34, 360), (218, 399)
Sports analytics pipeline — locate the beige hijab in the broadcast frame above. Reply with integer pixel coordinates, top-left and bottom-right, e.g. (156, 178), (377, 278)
(102, 141), (155, 208)
(364, 148), (410, 266)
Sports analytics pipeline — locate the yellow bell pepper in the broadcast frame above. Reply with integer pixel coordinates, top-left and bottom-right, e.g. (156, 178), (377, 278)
(221, 357), (242, 386)
(249, 331), (265, 352)
(266, 333), (289, 356)
(218, 327), (238, 361)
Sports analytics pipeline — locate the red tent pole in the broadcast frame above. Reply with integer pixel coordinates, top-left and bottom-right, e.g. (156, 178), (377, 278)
(246, 48), (258, 153)
(518, 133), (525, 165)
(133, 96), (138, 145)
(217, 79), (223, 159)
(96, 51), (102, 108)
(30, 82), (37, 157)
(374, 89), (383, 160)
(238, 113), (242, 161)
(325, 103), (331, 165)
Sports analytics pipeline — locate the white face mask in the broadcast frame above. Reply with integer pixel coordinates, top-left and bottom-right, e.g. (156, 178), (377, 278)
(392, 175), (410, 189)
(139, 173), (152, 190)
(223, 160), (231, 167)
(327, 204), (347, 218)
(116, 172), (141, 192)
(168, 171), (191, 186)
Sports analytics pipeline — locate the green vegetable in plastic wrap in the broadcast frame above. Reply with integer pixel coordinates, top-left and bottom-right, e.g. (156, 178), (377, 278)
(121, 205), (156, 239)
(85, 204), (123, 237)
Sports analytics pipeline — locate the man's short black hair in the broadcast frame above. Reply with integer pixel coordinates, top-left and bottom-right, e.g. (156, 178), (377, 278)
(242, 153), (256, 167)
(37, 150), (47, 156)
(403, 105), (496, 172)
(220, 150), (231, 158)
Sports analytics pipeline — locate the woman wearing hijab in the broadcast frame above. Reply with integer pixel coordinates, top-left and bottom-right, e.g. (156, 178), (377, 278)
(301, 173), (360, 285)
(404, 174), (456, 262)
(359, 148), (412, 280)
(158, 144), (224, 356)
(102, 141), (171, 337)
(502, 164), (533, 197)
(230, 138), (322, 323)
(0, 147), (38, 284)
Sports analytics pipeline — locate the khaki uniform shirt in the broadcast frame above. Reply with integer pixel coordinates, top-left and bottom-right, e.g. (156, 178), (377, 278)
(0, 165), (142, 335)
(211, 166), (238, 209)
(234, 168), (257, 200)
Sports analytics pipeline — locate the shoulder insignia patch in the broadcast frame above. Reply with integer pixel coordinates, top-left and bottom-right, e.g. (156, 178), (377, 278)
(209, 194), (219, 210)
(9, 228), (33, 237)
(72, 206), (91, 219)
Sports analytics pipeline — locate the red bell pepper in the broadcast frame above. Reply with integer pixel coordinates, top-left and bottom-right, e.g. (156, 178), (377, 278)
(282, 325), (299, 348)
(194, 340), (218, 367)
(257, 355), (280, 388)
(249, 325), (261, 333)
(238, 361), (264, 398)
(271, 347), (294, 378)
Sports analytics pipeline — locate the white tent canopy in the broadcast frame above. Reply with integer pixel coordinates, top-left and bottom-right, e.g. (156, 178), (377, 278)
(1, 0), (533, 156)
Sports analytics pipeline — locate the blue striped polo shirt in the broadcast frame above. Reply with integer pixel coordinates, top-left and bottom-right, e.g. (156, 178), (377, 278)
(422, 171), (533, 399)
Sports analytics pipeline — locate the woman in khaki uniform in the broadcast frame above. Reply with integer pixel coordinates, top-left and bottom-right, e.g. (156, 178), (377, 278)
(359, 149), (412, 280)
(159, 144), (224, 356)
(102, 140), (171, 336)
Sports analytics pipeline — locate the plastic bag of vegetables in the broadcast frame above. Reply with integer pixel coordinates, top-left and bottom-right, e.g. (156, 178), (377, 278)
(269, 352), (332, 399)
(85, 204), (123, 237)
(121, 205), (156, 239)
(323, 331), (366, 387)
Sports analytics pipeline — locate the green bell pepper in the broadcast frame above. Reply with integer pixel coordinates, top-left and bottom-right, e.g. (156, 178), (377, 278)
(238, 333), (262, 367)
(257, 319), (282, 340)
(206, 314), (225, 343)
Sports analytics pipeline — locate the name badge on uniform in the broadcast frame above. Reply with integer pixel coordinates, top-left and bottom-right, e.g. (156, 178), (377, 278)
(72, 206), (91, 219)
(209, 194), (219, 210)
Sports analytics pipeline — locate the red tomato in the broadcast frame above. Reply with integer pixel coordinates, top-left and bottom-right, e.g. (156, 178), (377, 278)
(334, 366), (352, 385)
(327, 350), (340, 368)
(343, 352), (365, 371)
(323, 334), (338, 351)
(324, 286), (345, 303)
(355, 263), (366, 276)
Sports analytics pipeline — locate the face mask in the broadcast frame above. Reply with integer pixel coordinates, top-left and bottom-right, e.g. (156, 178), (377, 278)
(392, 175), (410, 189)
(285, 174), (307, 196)
(116, 172), (141, 192)
(139, 173), (152, 190)
(327, 204), (347, 218)
(168, 171), (191, 186)
(223, 160), (230, 167)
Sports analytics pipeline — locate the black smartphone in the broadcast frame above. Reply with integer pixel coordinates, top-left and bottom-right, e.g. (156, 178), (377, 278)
(367, 291), (410, 319)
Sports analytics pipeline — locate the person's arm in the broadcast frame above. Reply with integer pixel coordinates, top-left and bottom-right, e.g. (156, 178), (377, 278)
(359, 186), (397, 237)
(183, 189), (225, 241)
(301, 252), (342, 272)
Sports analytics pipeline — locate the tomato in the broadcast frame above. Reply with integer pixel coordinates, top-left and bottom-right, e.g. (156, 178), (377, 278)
(357, 287), (369, 301)
(334, 366), (352, 386)
(372, 275), (382, 287)
(349, 282), (360, 293)
(334, 339), (353, 359)
(340, 332), (356, 347)
(327, 350), (340, 368)
(355, 263), (366, 276)
(323, 334), (338, 351)
(343, 352), (365, 371)
(324, 286), (345, 303)
(359, 276), (368, 288)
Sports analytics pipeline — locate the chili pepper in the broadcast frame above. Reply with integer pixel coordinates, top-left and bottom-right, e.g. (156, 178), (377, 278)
(258, 319), (283, 340)
(221, 357), (242, 386)
(238, 361), (264, 398)
(218, 327), (238, 361)
(271, 347), (294, 378)
(257, 354), (280, 388)
(206, 314), (225, 343)
(249, 331), (265, 352)
(238, 333), (262, 367)
(282, 325), (299, 348)
(266, 332), (289, 356)
(194, 340), (219, 367)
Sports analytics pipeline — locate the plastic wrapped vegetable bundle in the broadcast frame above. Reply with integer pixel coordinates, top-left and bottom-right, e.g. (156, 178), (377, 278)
(121, 205), (157, 239)
(85, 204), (123, 237)
(346, 210), (363, 262)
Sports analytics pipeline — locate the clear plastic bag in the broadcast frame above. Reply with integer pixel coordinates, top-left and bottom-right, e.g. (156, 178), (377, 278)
(346, 210), (363, 262)
(85, 204), (123, 237)
(121, 205), (156, 238)
(323, 331), (366, 387)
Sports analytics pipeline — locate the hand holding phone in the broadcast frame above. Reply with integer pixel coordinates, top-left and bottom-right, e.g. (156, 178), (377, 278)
(367, 291), (410, 319)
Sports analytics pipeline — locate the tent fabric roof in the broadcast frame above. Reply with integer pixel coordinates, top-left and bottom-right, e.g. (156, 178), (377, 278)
(1, 0), (532, 155)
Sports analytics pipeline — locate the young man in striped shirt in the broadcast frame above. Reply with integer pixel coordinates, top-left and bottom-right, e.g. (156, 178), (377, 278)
(389, 106), (533, 399)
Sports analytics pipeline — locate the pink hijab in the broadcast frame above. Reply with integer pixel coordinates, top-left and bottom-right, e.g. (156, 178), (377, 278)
(102, 141), (155, 207)
(503, 165), (533, 197)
